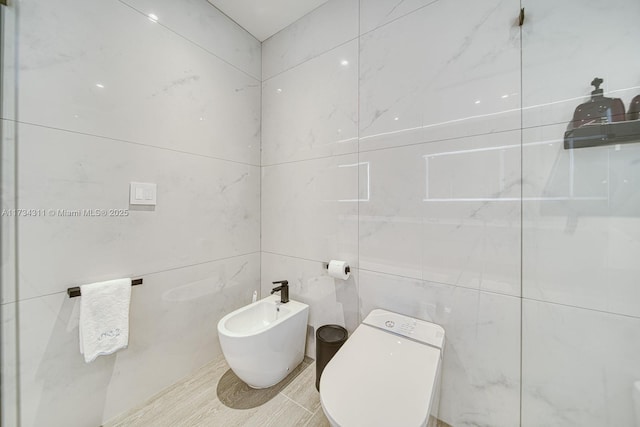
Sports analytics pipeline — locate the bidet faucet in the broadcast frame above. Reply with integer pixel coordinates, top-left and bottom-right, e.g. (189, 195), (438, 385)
(271, 280), (289, 303)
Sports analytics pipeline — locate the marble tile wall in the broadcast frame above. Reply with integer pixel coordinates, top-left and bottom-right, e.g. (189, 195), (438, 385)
(3, 0), (261, 426)
(262, 0), (522, 425)
(263, 0), (640, 426)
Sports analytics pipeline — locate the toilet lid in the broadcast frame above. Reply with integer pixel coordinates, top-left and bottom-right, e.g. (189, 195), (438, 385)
(320, 324), (441, 427)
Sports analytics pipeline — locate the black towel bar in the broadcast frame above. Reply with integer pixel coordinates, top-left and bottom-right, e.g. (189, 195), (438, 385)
(67, 278), (143, 298)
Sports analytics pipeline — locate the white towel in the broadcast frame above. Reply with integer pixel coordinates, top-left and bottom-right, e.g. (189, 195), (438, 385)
(79, 278), (132, 363)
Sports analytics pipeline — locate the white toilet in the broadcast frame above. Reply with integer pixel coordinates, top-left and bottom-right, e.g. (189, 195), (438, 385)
(320, 309), (445, 427)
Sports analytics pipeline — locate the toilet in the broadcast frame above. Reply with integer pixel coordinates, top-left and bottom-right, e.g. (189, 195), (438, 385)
(320, 309), (445, 427)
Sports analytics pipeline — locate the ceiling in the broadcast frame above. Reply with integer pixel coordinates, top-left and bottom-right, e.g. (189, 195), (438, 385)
(208, 0), (328, 41)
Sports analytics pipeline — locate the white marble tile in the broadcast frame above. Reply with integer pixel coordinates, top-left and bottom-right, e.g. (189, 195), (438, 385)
(359, 0), (521, 152)
(522, 0), (640, 128)
(121, 0), (261, 79)
(421, 131), (522, 296)
(17, 0), (260, 165)
(522, 299), (640, 427)
(261, 252), (359, 358)
(360, 131), (521, 295)
(422, 200), (521, 296)
(261, 154), (359, 265)
(17, 123), (260, 300)
(1, 303), (18, 427)
(262, 41), (358, 165)
(359, 0), (438, 34)
(262, 0), (358, 80)
(17, 254), (260, 427)
(359, 144), (424, 280)
(522, 125), (640, 317)
(359, 270), (521, 427)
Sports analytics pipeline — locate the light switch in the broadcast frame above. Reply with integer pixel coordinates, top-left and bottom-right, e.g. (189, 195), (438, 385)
(130, 182), (157, 206)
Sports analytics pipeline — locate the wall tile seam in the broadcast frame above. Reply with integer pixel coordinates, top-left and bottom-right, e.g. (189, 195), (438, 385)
(262, 36), (359, 82)
(358, 266), (522, 300)
(357, 266), (640, 320)
(357, 0), (442, 40)
(198, 1), (262, 45)
(115, 0), (261, 82)
(5, 251), (262, 305)
(521, 296), (640, 321)
(260, 250), (358, 269)
(260, 0), (343, 46)
(262, 0), (446, 82)
(261, 127), (523, 168)
(261, 149), (360, 168)
(10, 119), (262, 168)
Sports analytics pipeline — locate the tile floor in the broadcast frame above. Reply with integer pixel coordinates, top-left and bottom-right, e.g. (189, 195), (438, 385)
(104, 355), (450, 427)
(104, 356), (328, 427)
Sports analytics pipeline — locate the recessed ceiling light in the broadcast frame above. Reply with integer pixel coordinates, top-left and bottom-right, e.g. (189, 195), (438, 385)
(340, 60), (349, 66)
(474, 100), (481, 104)
(148, 13), (159, 23)
(95, 83), (105, 89)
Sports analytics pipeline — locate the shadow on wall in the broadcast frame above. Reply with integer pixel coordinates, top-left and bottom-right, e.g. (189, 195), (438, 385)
(31, 297), (115, 427)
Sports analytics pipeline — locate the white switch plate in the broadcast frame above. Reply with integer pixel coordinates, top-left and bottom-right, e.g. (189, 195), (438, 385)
(130, 182), (157, 206)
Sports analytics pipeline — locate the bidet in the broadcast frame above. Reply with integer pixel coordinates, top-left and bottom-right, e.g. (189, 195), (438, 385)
(217, 294), (309, 388)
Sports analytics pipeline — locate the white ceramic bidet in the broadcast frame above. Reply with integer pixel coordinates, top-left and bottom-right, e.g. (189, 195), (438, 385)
(217, 294), (309, 388)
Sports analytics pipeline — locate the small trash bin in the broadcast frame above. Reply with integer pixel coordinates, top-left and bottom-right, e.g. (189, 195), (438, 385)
(315, 324), (348, 391)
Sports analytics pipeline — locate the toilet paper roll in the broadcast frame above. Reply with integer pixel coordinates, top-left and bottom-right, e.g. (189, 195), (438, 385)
(328, 260), (350, 280)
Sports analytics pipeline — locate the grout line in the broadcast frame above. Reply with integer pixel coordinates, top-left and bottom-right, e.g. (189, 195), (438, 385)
(200, 1), (261, 45)
(262, 149), (359, 168)
(262, 0), (336, 45)
(115, 0), (261, 81)
(260, 127), (520, 168)
(5, 251), (261, 305)
(263, 37), (359, 82)
(4, 119), (261, 168)
(263, 0), (444, 82)
(358, 0), (442, 39)
(279, 392), (314, 415)
(303, 408), (322, 427)
(358, 127), (521, 155)
(261, 250), (334, 266)
(261, 252), (640, 320)
(520, 296), (640, 321)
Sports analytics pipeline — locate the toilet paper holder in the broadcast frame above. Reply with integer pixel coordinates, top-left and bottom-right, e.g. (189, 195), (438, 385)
(323, 262), (350, 274)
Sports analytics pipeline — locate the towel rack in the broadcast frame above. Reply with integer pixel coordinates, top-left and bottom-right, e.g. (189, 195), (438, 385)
(67, 278), (143, 298)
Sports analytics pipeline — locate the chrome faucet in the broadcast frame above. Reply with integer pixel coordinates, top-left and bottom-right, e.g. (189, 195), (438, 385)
(271, 280), (289, 303)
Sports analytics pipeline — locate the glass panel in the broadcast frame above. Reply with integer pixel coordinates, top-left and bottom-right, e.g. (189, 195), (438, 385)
(522, 0), (640, 425)
(1, 1), (19, 426)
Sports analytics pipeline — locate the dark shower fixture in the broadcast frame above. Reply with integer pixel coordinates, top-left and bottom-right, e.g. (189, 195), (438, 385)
(628, 94), (640, 121)
(564, 77), (640, 149)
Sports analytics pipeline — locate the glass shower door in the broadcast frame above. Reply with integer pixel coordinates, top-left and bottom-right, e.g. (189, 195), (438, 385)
(1, 1), (18, 425)
(521, 0), (640, 425)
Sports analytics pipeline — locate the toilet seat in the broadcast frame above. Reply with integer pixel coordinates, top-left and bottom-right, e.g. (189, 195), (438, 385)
(319, 310), (444, 427)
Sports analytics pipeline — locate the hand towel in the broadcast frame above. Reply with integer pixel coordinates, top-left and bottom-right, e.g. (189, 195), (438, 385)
(79, 278), (132, 363)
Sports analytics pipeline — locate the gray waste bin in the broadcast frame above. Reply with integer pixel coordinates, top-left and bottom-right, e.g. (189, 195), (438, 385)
(315, 324), (348, 391)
